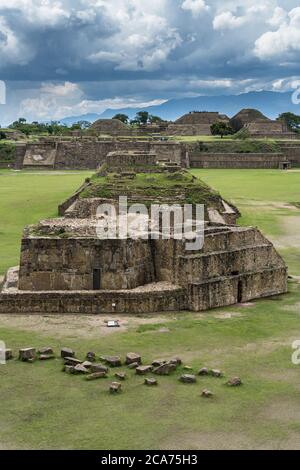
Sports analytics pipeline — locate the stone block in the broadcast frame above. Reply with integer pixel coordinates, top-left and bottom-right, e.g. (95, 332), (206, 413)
(19, 348), (36, 362)
(125, 352), (142, 365)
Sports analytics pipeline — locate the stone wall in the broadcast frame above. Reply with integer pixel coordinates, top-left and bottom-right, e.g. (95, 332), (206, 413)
(19, 237), (154, 291)
(278, 144), (300, 166)
(17, 140), (184, 169)
(15, 139), (300, 170)
(167, 124), (213, 136)
(105, 151), (157, 168)
(189, 152), (286, 168)
(23, 142), (57, 168)
(188, 267), (287, 311)
(0, 285), (186, 314)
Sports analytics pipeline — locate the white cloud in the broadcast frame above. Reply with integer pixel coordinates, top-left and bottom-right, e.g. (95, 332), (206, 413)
(19, 94), (167, 121)
(40, 82), (82, 97)
(213, 11), (247, 30)
(255, 7), (300, 59)
(0, 0), (70, 27)
(189, 79), (233, 88)
(181, 0), (209, 17)
(272, 77), (300, 91)
(267, 7), (287, 27)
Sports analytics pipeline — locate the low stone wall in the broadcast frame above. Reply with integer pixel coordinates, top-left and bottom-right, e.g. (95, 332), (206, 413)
(279, 146), (300, 166)
(0, 285), (186, 314)
(189, 152), (285, 168)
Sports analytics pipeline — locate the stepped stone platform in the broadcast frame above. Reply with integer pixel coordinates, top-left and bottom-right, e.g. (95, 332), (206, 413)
(0, 151), (288, 314)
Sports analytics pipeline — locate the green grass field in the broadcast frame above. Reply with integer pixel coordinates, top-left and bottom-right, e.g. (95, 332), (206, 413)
(0, 168), (300, 450)
(0, 170), (92, 275)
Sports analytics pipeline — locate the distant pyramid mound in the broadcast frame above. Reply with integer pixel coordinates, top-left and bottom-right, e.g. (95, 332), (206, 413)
(90, 118), (130, 135)
(230, 108), (270, 132)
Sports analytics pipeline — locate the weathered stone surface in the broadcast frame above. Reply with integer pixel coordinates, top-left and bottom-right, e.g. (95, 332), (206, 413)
(74, 364), (90, 374)
(125, 352), (142, 365)
(145, 378), (158, 386)
(115, 372), (127, 381)
(169, 357), (182, 366)
(61, 348), (75, 359)
(104, 356), (122, 367)
(180, 374), (196, 384)
(64, 365), (75, 374)
(39, 354), (55, 361)
(198, 367), (209, 376)
(227, 377), (242, 387)
(19, 348), (36, 362)
(91, 363), (109, 374)
(210, 369), (223, 378)
(38, 347), (54, 355)
(82, 361), (92, 369)
(153, 362), (176, 376)
(86, 352), (96, 362)
(201, 389), (214, 398)
(64, 357), (82, 366)
(86, 372), (107, 380)
(109, 382), (122, 393)
(136, 365), (153, 375)
(128, 362), (139, 370)
(152, 359), (166, 368)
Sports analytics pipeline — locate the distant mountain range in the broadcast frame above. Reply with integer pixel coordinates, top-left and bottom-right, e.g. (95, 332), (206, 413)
(59, 91), (300, 126)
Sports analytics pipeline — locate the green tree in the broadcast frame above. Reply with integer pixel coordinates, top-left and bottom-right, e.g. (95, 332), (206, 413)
(210, 122), (234, 138)
(278, 112), (300, 131)
(149, 115), (163, 124)
(112, 113), (129, 124)
(135, 111), (149, 125)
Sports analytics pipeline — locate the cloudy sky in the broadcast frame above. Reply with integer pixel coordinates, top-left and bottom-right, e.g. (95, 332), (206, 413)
(0, 0), (300, 125)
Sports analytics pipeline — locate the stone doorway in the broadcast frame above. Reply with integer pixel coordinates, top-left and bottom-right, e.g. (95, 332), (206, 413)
(93, 269), (101, 290)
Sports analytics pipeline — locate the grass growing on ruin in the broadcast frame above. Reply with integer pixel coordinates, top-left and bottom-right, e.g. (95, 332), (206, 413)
(0, 170), (92, 275)
(0, 281), (300, 449)
(80, 170), (221, 207)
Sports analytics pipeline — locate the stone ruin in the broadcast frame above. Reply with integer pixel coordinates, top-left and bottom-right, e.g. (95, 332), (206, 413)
(0, 150), (287, 314)
(86, 109), (298, 139)
(167, 111), (230, 136)
(90, 118), (131, 136)
(230, 108), (296, 139)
